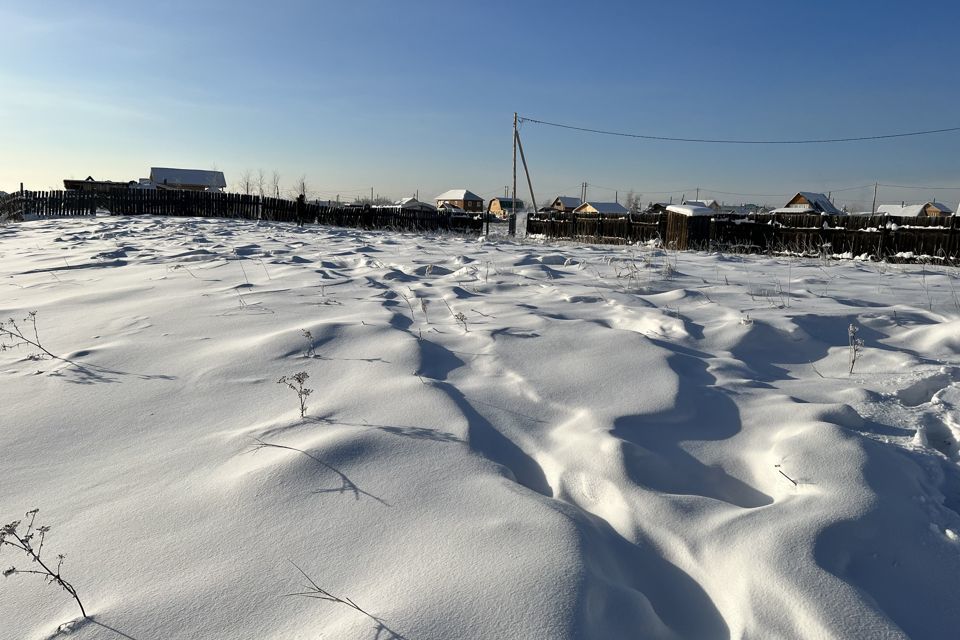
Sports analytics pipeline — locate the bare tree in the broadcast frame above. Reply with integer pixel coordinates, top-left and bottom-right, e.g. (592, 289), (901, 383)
(270, 170), (281, 199)
(295, 174), (308, 199)
(256, 169), (266, 198)
(238, 170), (254, 196)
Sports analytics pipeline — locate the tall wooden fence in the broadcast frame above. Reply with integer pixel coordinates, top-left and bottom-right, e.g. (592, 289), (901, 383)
(4, 189), (484, 234)
(526, 211), (960, 263)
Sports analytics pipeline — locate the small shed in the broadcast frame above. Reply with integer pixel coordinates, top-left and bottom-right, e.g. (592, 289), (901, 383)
(772, 192), (841, 215)
(436, 189), (484, 213)
(573, 202), (629, 216)
(487, 197), (524, 218)
(149, 168), (227, 192)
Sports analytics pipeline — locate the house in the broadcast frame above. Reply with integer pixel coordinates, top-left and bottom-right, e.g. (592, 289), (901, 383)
(682, 198), (721, 212)
(573, 201), (629, 215)
(877, 202), (954, 217)
(63, 176), (134, 192)
(487, 197), (524, 218)
(547, 196), (582, 213)
(771, 192), (842, 215)
(667, 204), (714, 217)
(435, 189), (483, 213)
(437, 202), (469, 216)
(395, 197), (438, 214)
(149, 167), (227, 192)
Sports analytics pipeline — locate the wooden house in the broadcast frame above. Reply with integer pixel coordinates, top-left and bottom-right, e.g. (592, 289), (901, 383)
(877, 202), (954, 217)
(487, 197), (524, 218)
(149, 167), (227, 192)
(547, 196), (582, 213)
(394, 197), (438, 214)
(772, 192), (841, 215)
(682, 198), (721, 213)
(573, 202), (629, 216)
(435, 189), (484, 213)
(63, 176), (134, 192)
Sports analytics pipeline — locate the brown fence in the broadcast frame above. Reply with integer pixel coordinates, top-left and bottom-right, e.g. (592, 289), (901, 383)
(527, 211), (960, 262)
(4, 189), (484, 234)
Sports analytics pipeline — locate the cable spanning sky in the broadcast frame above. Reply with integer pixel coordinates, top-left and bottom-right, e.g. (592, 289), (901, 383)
(2, 0), (959, 210)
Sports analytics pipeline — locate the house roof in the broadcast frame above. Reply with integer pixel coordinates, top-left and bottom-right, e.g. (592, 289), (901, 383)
(877, 202), (955, 217)
(553, 196), (582, 208)
(149, 167), (227, 189)
(877, 204), (926, 217)
(683, 199), (718, 209)
(395, 197), (437, 212)
(930, 202), (954, 213)
(795, 192), (841, 215)
(575, 201), (629, 215)
(667, 204), (714, 217)
(436, 189), (482, 202)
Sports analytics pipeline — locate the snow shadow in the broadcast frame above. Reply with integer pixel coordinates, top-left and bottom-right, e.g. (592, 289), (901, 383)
(570, 506), (731, 639)
(614, 340), (772, 509)
(251, 440), (390, 506)
(813, 441), (960, 638)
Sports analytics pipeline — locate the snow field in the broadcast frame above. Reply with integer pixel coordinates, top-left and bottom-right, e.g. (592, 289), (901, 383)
(2, 215), (960, 639)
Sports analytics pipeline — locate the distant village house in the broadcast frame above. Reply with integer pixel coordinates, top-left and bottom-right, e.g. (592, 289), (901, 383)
(487, 197), (524, 218)
(63, 176), (136, 192)
(436, 189), (484, 213)
(149, 168), (227, 192)
(876, 202), (954, 217)
(682, 199), (721, 213)
(546, 196), (583, 213)
(573, 201), (629, 216)
(772, 192), (841, 215)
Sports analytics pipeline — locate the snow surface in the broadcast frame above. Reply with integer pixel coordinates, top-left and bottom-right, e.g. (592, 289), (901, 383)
(2, 216), (960, 640)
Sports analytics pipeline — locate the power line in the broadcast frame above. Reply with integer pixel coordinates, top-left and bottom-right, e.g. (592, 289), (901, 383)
(878, 182), (960, 190)
(518, 115), (960, 145)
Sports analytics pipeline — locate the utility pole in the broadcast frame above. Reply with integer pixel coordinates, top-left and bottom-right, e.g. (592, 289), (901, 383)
(514, 127), (538, 214)
(872, 182), (878, 214)
(615, 190), (618, 205)
(371, 187), (374, 203)
(506, 112), (517, 238)
(695, 187), (700, 201)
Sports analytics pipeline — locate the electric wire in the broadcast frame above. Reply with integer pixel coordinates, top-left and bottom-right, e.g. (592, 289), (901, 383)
(518, 116), (960, 145)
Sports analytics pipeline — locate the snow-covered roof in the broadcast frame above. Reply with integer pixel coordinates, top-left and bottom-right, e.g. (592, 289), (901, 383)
(553, 196), (582, 208)
(395, 197), (437, 212)
(667, 204), (714, 217)
(795, 192), (841, 215)
(877, 204), (926, 217)
(436, 189), (482, 202)
(877, 202), (955, 217)
(683, 199), (718, 209)
(575, 201), (629, 215)
(930, 202), (954, 214)
(149, 167), (227, 189)
(491, 197), (523, 205)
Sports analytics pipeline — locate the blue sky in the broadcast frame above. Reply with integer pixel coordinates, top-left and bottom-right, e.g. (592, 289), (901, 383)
(2, 0), (959, 209)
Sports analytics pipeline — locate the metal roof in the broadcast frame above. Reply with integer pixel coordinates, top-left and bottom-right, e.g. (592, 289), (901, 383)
(149, 167), (227, 189)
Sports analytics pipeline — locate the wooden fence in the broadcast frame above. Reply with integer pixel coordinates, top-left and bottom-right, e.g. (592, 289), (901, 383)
(3, 189), (484, 234)
(526, 211), (960, 263)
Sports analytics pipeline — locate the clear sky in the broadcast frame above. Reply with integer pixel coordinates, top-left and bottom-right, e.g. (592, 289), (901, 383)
(3, 0), (959, 210)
